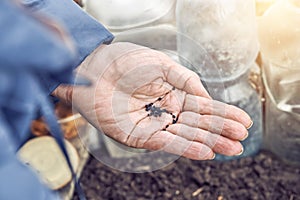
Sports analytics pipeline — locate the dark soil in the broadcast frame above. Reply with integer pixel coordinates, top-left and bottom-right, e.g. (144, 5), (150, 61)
(73, 151), (300, 200)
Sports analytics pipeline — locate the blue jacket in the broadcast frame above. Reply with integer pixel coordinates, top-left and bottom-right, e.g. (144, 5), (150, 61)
(0, 0), (113, 199)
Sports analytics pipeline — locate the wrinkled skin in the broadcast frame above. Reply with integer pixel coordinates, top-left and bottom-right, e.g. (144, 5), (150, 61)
(53, 42), (252, 160)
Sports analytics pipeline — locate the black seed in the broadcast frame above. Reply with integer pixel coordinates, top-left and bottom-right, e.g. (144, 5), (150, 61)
(155, 111), (163, 117)
(174, 116), (179, 123)
(145, 104), (172, 118)
(145, 103), (154, 111)
(146, 103), (153, 107)
(162, 129), (166, 131)
(172, 87), (176, 90)
(157, 97), (162, 101)
(166, 125), (169, 128)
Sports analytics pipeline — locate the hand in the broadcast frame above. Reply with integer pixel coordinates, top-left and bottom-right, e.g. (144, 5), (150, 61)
(53, 42), (252, 160)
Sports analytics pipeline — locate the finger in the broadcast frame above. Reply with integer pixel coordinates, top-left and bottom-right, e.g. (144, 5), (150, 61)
(143, 131), (215, 160)
(183, 94), (253, 128)
(163, 61), (211, 99)
(167, 124), (244, 156)
(52, 85), (74, 104)
(177, 112), (248, 141)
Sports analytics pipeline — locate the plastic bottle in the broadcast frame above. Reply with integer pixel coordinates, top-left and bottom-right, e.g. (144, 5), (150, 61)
(176, 0), (263, 160)
(176, 0), (259, 81)
(258, 0), (300, 165)
(85, 0), (176, 32)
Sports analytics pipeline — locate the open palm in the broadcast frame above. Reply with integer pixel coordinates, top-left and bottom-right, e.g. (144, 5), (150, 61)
(54, 43), (252, 160)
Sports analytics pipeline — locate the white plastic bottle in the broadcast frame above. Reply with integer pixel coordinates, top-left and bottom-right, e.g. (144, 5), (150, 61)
(85, 0), (176, 32)
(258, 0), (300, 165)
(176, 0), (263, 160)
(176, 0), (259, 81)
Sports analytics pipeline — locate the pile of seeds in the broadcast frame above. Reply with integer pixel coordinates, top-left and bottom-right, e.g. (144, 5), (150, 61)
(145, 88), (179, 130)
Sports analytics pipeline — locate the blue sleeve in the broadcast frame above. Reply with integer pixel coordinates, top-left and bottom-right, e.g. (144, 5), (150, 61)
(22, 0), (114, 67)
(0, 0), (76, 139)
(22, 0), (114, 94)
(0, 1), (87, 199)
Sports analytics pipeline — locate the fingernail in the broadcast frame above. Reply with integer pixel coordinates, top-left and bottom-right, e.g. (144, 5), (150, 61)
(246, 121), (254, 130)
(210, 153), (216, 160)
(241, 131), (249, 141)
(236, 147), (244, 156)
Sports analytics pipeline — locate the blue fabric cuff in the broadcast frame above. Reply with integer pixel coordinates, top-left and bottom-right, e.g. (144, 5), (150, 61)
(22, 0), (114, 94)
(22, 0), (114, 66)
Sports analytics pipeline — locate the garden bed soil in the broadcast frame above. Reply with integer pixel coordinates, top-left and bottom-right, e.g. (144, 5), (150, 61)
(73, 151), (300, 200)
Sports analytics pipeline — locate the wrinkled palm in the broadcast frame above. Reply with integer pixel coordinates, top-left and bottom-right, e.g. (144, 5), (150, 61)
(54, 43), (252, 160)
